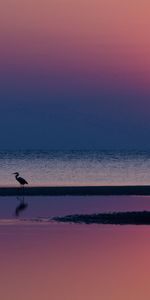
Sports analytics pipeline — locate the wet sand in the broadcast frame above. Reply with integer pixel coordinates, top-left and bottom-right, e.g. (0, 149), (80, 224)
(53, 211), (150, 225)
(0, 185), (150, 196)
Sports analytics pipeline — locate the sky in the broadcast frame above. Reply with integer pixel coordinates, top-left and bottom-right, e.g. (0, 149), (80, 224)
(0, 0), (150, 149)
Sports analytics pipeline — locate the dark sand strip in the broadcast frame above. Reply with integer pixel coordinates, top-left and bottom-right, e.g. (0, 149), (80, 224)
(53, 211), (150, 225)
(0, 185), (150, 196)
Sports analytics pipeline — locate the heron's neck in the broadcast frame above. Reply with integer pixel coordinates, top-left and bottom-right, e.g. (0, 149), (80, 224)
(15, 174), (19, 179)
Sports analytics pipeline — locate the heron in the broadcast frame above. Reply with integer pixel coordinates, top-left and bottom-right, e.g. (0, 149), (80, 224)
(13, 172), (28, 186)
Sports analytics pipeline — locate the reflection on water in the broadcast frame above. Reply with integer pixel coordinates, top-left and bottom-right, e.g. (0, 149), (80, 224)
(15, 196), (28, 217)
(0, 224), (149, 300)
(1, 195), (150, 221)
(0, 196), (150, 299)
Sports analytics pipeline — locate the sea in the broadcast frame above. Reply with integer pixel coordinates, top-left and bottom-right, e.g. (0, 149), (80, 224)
(0, 149), (150, 187)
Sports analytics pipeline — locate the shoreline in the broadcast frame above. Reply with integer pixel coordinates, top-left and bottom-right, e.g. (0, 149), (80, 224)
(0, 185), (150, 196)
(53, 211), (150, 225)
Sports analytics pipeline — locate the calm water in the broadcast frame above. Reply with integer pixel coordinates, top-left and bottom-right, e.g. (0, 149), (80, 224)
(1, 195), (150, 221)
(0, 150), (150, 186)
(0, 222), (150, 300)
(0, 194), (150, 300)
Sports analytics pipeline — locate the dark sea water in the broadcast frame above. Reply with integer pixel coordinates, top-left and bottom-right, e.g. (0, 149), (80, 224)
(0, 150), (150, 186)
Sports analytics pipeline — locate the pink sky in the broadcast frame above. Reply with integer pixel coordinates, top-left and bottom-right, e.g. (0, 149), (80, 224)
(0, 0), (150, 91)
(0, 0), (150, 149)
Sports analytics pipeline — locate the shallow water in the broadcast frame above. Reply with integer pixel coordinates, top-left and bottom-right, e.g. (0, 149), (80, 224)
(0, 223), (150, 300)
(1, 195), (150, 220)
(0, 195), (150, 299)
(1, 150), (150, 186)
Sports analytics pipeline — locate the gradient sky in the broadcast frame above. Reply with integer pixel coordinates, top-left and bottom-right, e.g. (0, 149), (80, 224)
(0, 0), (150, 149)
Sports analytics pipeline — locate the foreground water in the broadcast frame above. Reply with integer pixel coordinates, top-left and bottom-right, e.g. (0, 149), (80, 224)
(0, 195), (150, 299)
(0, 217), (150, 299)
(0, 224), (150, 300)
(1, 150), (150, 186)
(0, 195), (150, 220)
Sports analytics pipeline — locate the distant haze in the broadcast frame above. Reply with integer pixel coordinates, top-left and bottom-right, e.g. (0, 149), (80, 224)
(0, 0), (150, 149)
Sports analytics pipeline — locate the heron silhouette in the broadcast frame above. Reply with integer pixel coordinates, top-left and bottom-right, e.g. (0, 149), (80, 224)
(13, 172), (28, 186)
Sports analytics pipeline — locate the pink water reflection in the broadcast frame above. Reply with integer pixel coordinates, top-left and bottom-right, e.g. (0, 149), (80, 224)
(1, 196), (150, 219)
(0, 224), (150, 299)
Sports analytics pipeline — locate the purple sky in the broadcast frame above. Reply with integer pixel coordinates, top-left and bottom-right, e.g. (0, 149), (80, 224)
(0, 0), (150, 149)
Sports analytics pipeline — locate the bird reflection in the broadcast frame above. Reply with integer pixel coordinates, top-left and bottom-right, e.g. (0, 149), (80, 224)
(15, 196), (28, 217)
